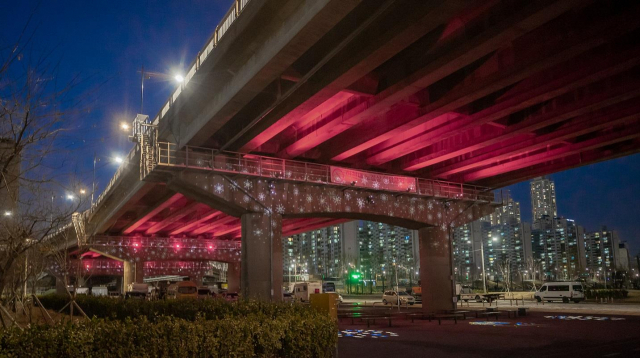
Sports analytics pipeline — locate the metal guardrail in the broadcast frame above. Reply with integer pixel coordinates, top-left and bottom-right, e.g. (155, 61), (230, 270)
(156, 142), (497, 203)
(151, 0), (252, 128)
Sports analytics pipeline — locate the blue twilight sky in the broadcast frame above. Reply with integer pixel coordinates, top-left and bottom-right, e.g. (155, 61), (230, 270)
(2, 1), (639, 256)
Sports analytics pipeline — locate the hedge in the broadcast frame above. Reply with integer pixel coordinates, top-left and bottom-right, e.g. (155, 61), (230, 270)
(584, 289), (629, 299)
(3, 295), (338, 357)
(0, 315), (336, 358)
(37, 294), (326, 322)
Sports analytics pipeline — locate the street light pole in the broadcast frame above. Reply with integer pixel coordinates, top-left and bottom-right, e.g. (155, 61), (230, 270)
(140, 65), (145, 114)
(480, 243), (487, 294)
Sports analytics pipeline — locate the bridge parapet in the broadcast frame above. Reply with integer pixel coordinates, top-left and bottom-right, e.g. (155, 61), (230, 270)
(154, 142), (498, 203)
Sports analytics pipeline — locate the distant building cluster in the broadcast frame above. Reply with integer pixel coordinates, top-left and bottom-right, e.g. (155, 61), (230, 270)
(283, 176), (634, 286)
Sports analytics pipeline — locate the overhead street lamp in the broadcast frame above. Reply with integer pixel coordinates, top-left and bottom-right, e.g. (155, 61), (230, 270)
(92, 154), (126, 206)
(138, 66), (185, 114)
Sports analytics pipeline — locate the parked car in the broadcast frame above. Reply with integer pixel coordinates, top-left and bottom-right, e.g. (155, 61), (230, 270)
(223, 292), (239, 302)
(382, 290), (415, 305)
(534, 282), (585, 303)
(126, 283), (149, 300)
(197, 287), (213, 299)
(166, 281), (198, 300)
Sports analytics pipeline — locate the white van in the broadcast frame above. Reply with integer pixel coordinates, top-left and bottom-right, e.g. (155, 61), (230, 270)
(534, 282), (585, 303)
(293, 282), (322, 302)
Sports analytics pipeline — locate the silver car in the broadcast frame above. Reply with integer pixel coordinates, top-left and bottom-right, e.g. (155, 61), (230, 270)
(382, 290), (415, 305)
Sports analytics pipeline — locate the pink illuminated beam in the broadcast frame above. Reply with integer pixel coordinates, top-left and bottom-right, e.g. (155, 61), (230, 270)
(122, 193), (183, 234)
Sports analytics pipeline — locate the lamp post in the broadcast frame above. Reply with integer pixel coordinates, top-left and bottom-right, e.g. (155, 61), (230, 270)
(139, 67), (185, 114)
(91, 154), (125, 206)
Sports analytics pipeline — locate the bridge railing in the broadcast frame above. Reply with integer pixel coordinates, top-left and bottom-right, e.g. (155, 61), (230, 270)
(156, 142), (496, 203)
(151, 0), (253, 129)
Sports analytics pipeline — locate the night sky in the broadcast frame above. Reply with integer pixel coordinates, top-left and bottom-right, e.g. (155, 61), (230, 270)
(3, 1), (639, 256)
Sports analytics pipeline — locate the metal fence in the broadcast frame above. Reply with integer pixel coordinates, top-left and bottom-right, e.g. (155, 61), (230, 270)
(156, 142), (496, 202)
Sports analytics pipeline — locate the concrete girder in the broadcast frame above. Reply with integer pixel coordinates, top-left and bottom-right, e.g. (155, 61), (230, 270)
(367, 33), (640, 166)
(144, 201), (200, 235)
(167, 171), (496, 230)
(238, 0), (470, 153)
(478, 138), (640, 188)
(463, 123), (640, 182)
(400, 45), (640, 171)
(170, 0), (362, 148)
(318, 0), (584, 162)
(431, 102), (640, 178)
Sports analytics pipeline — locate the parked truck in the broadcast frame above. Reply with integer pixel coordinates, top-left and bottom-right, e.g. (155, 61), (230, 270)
(293, 282), (322, 302)
(456, 284), (502, 303)
(411, 282), (501, 303)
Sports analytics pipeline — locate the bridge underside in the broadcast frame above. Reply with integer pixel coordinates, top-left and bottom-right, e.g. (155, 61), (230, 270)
(71, 159), (496, 312)
(168, 0), (640, 189)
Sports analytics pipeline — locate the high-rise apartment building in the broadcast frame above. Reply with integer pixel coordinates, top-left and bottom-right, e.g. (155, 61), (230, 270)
(282, 221), (418, 284)
(453, 196), (532, 284)
(531, 216), (585, 279)
(530, 176), (557, 223)
(489, 197), (521, 226)
(357, 221), (418, 283)
(585, 226), (620, 272)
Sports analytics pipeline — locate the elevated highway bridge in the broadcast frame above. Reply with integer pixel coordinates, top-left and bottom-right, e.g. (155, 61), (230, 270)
(52, 0), (640, 313)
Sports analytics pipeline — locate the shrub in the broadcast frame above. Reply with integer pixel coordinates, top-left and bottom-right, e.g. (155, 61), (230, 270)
(583, 289), (629, 299)
(18, 295), (338, 357)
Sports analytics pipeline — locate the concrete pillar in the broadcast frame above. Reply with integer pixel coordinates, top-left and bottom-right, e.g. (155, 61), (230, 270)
(419, 226), (455, 314)
(241, 213), (282, 301)
(227, 262), (241, 293)
(123, 261), (134, 293)
(135, 261), (144, 283)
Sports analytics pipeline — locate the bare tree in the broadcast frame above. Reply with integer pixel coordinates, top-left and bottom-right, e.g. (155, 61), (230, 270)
(497, 259), (512, 294)
(1, 17), (86, 301)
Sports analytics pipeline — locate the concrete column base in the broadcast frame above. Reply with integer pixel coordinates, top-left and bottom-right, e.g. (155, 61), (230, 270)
(241, 213), (282, 301)
(419, 226), (455, 314)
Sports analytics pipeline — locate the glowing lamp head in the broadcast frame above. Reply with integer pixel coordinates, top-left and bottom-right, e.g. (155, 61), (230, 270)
(175, 75), (184, 83)
(114, 156), (124, 164)
(133, 243), (139, 247)
(80, 189), (86, 194)
(175, 244), (181, 249)
(121, 122), (130, 131)
(208, 245), (213, 250)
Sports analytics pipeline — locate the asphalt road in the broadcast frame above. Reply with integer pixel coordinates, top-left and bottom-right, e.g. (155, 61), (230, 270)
(338, 309), (640, 358)
(342, 296), (640, 316)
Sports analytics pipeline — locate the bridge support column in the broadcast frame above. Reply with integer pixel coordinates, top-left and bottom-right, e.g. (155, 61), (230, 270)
(123, 260), (144, 292)
(419, 226), (455, 314)
(227, 262), (240, 293)
(241, 213), (282, 301)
